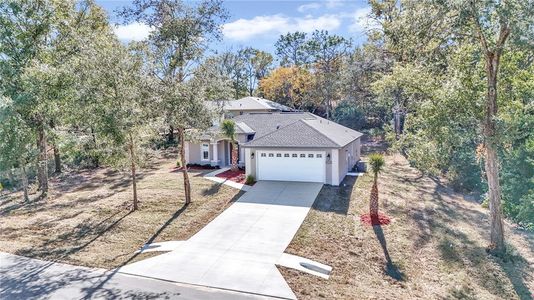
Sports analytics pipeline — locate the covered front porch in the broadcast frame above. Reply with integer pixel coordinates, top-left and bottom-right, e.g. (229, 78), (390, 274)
(185, 139), (244, 167)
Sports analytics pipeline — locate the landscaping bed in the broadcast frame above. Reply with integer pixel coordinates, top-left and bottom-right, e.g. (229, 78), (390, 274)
(215, 169), (246, 184)
(0, 153), (242, 269)
(172, 163), (220, 172)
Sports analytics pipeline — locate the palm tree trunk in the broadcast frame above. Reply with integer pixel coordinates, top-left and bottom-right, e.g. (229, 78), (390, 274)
(178, 127), (191, 204)
(370, 176), (379, 218)
(231, 142), (238, 171)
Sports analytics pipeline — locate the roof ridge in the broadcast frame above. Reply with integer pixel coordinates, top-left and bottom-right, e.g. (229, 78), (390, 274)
(299, 119), (341, 147)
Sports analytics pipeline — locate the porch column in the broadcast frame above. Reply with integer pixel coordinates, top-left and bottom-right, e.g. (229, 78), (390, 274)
(210, 141), (219, 166)
(245, 148), (252, 176)
(238, 144), (245, 166)
(331, 149), (340, 186)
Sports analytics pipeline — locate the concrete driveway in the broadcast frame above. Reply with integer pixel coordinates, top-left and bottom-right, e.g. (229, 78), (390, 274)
(118, 181), (323, 299)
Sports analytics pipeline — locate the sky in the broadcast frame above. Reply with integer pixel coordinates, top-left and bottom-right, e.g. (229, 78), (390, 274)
(96, 0), (372, 55)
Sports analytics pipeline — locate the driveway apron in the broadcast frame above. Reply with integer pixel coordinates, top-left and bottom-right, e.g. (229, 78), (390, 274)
(117, 181), (323, 299)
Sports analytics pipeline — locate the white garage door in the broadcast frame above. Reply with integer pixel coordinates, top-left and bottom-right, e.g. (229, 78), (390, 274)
(256, 150), (326, 183)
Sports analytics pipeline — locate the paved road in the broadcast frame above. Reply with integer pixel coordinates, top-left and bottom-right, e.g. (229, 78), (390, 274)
(118, 181), (323, 300)
(0, 252), (271, 300)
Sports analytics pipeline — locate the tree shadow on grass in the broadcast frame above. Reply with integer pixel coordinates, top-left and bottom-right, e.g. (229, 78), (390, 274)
(79, 202), (191, 299)
(201, 182), (223, 196)
(372, 225), (406, 281)
(144, 202), (190, 246)
(312, 176), (355, 215)
(15, 210), (133, 261)
(422, 180), (533, 300)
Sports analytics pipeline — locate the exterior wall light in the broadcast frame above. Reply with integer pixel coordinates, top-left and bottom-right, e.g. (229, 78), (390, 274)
(251, 152), (255, 159)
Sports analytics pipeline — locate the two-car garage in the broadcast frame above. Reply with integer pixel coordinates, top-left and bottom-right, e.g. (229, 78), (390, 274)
(256, 150), (326, 183)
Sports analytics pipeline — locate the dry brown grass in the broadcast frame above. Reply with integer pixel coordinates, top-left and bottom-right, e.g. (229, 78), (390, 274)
(0, 153), (242, 269)
(281, 153), (534, 300)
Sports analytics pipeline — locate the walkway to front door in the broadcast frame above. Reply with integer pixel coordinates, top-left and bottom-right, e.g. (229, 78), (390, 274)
(117, 181), (323, 299)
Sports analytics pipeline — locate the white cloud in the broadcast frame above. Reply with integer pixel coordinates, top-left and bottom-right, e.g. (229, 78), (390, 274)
(113, 22), (153, 41)
(348, 7), (374, 33)
(222, 14), (342, 41)
(325, 0), (344, 9)
(297, 2), (321, 13)
(295, 15), (341, 32)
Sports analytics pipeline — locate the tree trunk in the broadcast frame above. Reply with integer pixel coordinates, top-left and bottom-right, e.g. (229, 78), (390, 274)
(128, 135), (138, 211)
(53, 144), (61, 173)
(370, 176), (379, 218)
(167, 125), (175, 144)
(178, 127), (191, 204)
(21, 164), (29, 202)
(231, 142), (239, 171)
(484, 53), (505, 254)
(36, 122), (48, 198)
(7, 168), (16, 189)
(90, 127), (100, 167)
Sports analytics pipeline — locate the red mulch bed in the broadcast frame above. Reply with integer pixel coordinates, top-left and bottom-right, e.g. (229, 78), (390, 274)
(360, 213), (391, 226)
(216, 169), (246, 184)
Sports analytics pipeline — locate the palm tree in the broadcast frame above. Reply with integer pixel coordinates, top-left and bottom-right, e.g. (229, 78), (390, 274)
(368, 153), (385, 219)
(221, 119), (238, 171)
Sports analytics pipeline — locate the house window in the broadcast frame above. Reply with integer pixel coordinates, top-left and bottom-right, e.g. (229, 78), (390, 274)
(201, 143), (209, 160)
(317, 154), (322, 158)
(284, 153), (290, 157)
(268, 153), (274, 157)
(300, 154), (306, 158)
(292, 153), (298, 158)
(308, 154), (314, 158)
(276, 153), (282, 157)
(261, 153), (266, 157)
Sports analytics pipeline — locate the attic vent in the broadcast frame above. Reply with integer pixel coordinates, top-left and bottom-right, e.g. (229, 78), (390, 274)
(276, 124), (281, 129)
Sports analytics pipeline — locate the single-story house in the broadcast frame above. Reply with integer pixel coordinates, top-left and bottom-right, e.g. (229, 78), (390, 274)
(185, 97), (363, 186)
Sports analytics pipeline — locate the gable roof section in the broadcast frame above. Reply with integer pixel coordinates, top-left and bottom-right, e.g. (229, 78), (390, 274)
(233, 112), (306, 139)
(243, 120), (339, 148)
(302, 116), (363, 147)
(235, 121), (255, 134)
(222, 97), (295, 112)
(235, 112), (363, 148)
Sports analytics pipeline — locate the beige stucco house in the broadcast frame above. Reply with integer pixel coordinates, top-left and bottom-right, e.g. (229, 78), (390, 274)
(185, 97), (363, 186)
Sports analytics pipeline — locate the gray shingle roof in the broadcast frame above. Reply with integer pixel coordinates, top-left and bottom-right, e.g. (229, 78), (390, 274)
(233, 112), (363, 148)
(243, 120), (338, 148)
(235, 121), (255, 134)
(219, 97), (296, 112)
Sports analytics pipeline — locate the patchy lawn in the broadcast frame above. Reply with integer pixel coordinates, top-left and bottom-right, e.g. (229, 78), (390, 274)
(0, 151), (242, 269)
(281, 153), (534, 300)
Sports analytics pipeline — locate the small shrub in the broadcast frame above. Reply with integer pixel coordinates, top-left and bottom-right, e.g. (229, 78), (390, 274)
(176, 160), (182, 167)
(245, 175), (255, 185)
(0, 182), (3, 191)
